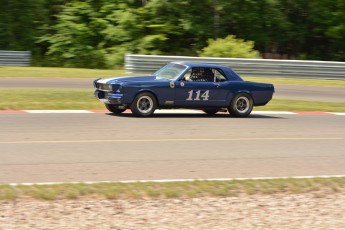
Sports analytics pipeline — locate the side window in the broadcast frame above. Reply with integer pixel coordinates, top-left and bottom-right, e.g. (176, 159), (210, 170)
(214, 69), (228, 82)
(181, 69), (192, 81)
(188, 68), (214, 82)
(182, 67), (228, 82)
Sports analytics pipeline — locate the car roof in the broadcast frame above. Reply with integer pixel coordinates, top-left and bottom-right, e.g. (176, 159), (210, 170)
(172, 61), (229, 69)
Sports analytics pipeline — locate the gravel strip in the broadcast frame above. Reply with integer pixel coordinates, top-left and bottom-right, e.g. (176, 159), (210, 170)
(1, 192), (345, 229)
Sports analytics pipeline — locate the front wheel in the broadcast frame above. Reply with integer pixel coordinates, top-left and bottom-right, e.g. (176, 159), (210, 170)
(130, 92), (157, 117)
(228, 93), (253, 117)
(105, 104), (126, 114)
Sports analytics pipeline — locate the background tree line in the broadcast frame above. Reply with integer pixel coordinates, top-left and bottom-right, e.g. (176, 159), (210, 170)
(0, 0), (344, 68)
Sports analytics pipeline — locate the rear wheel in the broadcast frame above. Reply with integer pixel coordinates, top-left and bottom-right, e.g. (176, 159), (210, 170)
(105, 104), (126, 114)
(130, 92), (157, 117)
(228, 93), (253, 117)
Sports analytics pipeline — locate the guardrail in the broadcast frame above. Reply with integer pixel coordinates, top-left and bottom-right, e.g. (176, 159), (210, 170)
(0, 50), (31, 66)
(125, 54), (345, 80)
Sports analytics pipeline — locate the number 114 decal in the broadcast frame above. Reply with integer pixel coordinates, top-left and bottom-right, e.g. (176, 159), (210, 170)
(186, 90), (210, 101)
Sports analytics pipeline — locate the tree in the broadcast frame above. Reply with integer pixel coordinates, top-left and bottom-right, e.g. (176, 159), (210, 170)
(99, 1), (145, 66)
(218, 0), (293, 56)
(305, 0), (345, 61)
(39, 1), (110, 68)
(0, 0), (47, 50)
(39, 0), (148, 68)
(5, 0), (342, 67)
(199, 35), (260, 58)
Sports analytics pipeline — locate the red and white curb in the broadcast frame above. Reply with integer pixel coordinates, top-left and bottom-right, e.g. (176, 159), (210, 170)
(0, 109), (344, 115)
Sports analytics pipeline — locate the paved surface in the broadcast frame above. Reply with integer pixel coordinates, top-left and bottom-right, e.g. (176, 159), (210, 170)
(0, 113), (344, 183)
(0, 77), (344, 102)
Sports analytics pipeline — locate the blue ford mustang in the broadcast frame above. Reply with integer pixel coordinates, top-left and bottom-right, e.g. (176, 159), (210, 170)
(94, 62), (274, 117)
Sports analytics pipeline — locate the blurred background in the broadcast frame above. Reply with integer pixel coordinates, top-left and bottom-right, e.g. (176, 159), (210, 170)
(1, 2), (345, 229)
(0, 0), (344, 69)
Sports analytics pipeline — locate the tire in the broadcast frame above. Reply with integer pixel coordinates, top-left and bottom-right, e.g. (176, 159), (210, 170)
(130, 92), (157, 117)
(228, 93), (253, 117)
(105, 104), (126, 114)
(203, 109), (219, 115)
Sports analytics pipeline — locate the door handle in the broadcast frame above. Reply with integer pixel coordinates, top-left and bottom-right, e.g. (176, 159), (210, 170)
(214, 83), (221, 87)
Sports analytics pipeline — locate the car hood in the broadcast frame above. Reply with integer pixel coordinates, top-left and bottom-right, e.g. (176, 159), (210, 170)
(97, 76), (162, 84)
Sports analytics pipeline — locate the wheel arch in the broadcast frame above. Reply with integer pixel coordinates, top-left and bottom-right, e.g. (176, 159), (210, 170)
(231, 90), (253, 104)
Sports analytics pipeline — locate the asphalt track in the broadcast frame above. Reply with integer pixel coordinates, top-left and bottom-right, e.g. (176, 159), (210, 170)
(0, 77), (345, 102)
(0, 112), (344, 183)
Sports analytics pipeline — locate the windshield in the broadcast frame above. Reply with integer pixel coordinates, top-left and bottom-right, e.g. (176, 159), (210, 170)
(154, 63), (187, 80)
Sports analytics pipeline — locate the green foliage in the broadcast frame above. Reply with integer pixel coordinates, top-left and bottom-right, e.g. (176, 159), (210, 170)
(306, 0), (345, 61)
(200, 35), (260, 58)
(0, 0), (47, 50)
(38, 1), (108, 68)
(1, 0), (345, 68)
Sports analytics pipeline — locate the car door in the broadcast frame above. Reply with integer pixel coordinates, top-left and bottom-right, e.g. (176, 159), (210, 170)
(174, 67), (230, 107)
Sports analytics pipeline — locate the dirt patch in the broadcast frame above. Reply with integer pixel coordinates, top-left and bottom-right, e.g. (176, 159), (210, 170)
(1, 192), (345, 229)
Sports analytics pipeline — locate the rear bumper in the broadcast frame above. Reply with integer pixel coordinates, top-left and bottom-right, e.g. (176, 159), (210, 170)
(94, 90), (124, 104)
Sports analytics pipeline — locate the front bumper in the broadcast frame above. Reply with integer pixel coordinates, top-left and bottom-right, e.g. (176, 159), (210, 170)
(94, 90), (124, 104)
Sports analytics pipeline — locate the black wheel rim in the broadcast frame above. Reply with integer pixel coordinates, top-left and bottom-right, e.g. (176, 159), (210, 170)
(137, 96), (153, 114)
(235, 96), (250, 113)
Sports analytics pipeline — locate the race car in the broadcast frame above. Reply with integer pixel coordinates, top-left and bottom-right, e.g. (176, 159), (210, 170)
(94, 62), (274, 117)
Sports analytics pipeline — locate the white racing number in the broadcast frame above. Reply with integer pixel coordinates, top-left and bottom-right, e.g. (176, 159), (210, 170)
(186, 90), (210, 101)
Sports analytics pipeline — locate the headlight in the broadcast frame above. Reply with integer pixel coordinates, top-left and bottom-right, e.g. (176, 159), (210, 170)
(105, 84), (112, 91)
(98, 83), (112, 91)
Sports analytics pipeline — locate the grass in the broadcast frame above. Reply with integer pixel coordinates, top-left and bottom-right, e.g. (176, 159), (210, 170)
(0, 89), (104, 110)
(0, 66), (344, 87)
(1, 177), (345, 200)
(243, 76), (345, 88)
(0, 66), (128, 78)
(1, 89), (345, 112)
(257, 98), (345, 112)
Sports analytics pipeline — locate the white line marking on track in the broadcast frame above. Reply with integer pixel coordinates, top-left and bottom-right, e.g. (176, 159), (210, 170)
(331, 112), (345, 115)
(154, 110), (206, 114)
(7, 175), (345, 186)
(1, 137), (344, 144)
(25, 110), (92, 113)
(251, 111), (296, 115)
